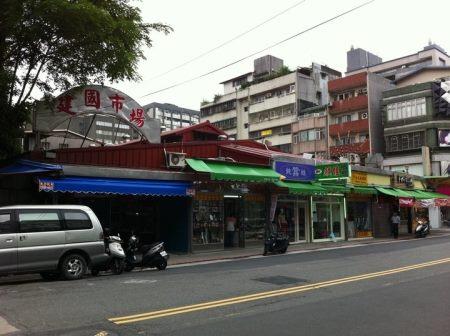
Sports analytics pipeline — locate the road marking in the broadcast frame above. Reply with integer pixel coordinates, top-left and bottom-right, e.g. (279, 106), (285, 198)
(109, 257), (450, 325)
(0, 316), (19, 335)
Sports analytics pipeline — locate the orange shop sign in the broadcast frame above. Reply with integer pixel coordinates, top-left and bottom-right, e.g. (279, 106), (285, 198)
(351, 171), (367, 185)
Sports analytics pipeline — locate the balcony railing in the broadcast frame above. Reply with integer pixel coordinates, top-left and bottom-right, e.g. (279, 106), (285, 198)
(329, 139), (370, 157)
(329, 95), (368, 114)
(329, 119), (369, 137)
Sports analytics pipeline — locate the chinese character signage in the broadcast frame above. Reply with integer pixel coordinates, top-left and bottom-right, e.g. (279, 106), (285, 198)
(435, 198), (450, 207)
(350, 171), (367, 185)
(39, 181), (54, 191)
(274, 161), (315, 181)
(399, 197), (414, 207)
(315, 163), (350, 180)
(35, 85), (155, 141)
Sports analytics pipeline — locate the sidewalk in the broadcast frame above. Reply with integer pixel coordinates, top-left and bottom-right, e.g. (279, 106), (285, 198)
(169, 229), (450, 266)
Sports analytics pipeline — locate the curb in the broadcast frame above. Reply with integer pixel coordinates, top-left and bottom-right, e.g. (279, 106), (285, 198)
(169, 233), (450, 267)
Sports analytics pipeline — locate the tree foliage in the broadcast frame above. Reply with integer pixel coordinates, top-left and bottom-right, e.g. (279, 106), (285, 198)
(0, 0), (172, 159)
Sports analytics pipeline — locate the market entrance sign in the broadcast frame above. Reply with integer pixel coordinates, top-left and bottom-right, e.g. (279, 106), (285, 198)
(315, 162), (350, 180)
(274, 161), (315, 181)
(35, 85), (154, 141)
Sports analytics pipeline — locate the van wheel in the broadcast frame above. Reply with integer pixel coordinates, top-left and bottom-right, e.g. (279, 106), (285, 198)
(156, 259), (167, 270)
(60, 254), (87, 280)
(40, 272), (60, 281)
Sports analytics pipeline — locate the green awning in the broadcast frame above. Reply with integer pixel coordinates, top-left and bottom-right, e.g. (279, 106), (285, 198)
(350, 186), (378, 195)
(321, 184), (349, 194)
(375, 187), (415, 198)
(275, 181), (327, 195)
(408, 190), (449, 199)
(186, 158), (282, 182)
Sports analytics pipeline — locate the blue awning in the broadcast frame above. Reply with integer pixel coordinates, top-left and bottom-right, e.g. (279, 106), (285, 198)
(38, 176), (192, 197)
(0, 160), (62, 175)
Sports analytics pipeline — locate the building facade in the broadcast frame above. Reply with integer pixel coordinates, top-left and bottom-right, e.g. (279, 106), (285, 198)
(346, 43), (450, 80)
(200, 55), (341, 153)
(327, 72), (393, 162)
(144, 102), (200, 131)
(381, 80), (450, 176)
(291, 105), (328, 159)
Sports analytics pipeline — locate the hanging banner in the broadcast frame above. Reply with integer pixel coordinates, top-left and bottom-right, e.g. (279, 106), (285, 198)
(315, 162), (350, 180)
(399, 197), (414, 207)
(270, 195), (278, 222)
(414, 199), (434, 208)
(35, 85), (155, 141)
(435, 198), (450, 207)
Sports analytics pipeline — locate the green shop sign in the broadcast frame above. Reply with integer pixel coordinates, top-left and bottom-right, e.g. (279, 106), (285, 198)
(315, 163), (350, 180)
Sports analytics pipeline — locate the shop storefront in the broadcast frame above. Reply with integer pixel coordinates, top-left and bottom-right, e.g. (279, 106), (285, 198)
(273, 161), (348, 243)
(38, 176), (193, 252)
(187, 159), (282, 251)
(192, 184), (268, 250)
(346, 171), (378, 238)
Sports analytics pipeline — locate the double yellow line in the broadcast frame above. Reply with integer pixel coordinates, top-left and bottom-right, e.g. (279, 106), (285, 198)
(109, 257), (450, 325)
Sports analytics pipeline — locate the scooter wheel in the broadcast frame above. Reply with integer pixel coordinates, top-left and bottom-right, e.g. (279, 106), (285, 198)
(111, 259), (125, 275)
(156, 259), (167, 270)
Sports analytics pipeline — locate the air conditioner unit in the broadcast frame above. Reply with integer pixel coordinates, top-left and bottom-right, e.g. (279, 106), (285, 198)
(361, 112), (368, 119)
(166, 152), (186, 168)
(265, 92), (272, 98)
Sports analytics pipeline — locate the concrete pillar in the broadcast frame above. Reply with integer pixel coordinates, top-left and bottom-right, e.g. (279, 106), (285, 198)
(422, 146), (431, 176)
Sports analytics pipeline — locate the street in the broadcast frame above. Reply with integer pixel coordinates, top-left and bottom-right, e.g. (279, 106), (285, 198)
(2, 236), (450, 336)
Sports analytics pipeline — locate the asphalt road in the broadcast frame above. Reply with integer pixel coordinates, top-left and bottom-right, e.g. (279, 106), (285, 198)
(1, 236), (450, 336)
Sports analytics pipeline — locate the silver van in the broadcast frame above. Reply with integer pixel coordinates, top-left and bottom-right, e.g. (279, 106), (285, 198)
(0, 205), (108, 280)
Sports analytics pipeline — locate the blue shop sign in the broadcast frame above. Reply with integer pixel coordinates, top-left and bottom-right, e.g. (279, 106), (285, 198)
(274, 161), (315, 181)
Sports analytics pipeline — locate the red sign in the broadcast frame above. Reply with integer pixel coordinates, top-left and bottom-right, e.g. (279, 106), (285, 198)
(85, 89), (100, 109)
(435, 198), (450, 207)
(57, 95), (75, 115)
(109, 93), (125, 113)
(399, 197), (414, 207)
(129, 108), (145, 128)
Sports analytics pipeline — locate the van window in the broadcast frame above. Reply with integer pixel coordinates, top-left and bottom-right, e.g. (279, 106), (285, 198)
(63, 211), (93, 230)
(0, 213), (14, 234)
(18, 211), (62, 233)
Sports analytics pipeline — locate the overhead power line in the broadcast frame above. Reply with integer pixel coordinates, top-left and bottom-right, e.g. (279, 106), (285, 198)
(141, 0), (376, 99)
(148, 0), (307, 81)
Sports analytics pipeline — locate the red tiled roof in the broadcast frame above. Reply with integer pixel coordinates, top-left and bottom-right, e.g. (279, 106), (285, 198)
(161, 121), (227, 138)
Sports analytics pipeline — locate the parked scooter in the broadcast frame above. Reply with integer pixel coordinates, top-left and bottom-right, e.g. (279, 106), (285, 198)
(263, 232), (289, 255)
(415, 218), (430, 238)
(91, 234), (126, 276)
(124, 235), (169, 271)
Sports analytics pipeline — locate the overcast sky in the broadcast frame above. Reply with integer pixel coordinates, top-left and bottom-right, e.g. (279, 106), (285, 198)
(111, 0), (450, 111)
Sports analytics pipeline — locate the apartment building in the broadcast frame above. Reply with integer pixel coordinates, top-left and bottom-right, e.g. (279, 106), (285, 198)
(200, 55), (341, 153)
(144, 102), (200, 131)
(346, 42), (450, 80)
(382, 73), (450, 176)
(327, 72), (393, 162)
(291, 105), (328, 159)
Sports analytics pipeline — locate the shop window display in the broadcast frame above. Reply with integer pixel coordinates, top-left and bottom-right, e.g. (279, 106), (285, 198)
(243, 194), (266, 245)
(193, 193), (223, 246)
(347, 201), (373, 238)
(312, 197), (344, 240)
(275, 201), (296, 241)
